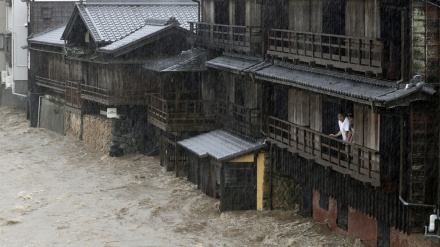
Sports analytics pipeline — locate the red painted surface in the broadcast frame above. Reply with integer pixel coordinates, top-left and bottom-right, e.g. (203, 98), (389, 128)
(312, 190), (440, 247)
(391, 228), (440, 247)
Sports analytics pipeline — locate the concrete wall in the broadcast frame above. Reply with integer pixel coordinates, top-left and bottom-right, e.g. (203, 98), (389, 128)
(39, 97), (64, 134)
(1, 86), (26, 109)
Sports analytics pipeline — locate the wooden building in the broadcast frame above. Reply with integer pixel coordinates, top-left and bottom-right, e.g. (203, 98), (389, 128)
(185, 0), (440, 246)
(28, 1), (199, 154)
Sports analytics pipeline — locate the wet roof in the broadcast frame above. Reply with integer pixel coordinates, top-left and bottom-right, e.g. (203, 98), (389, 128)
(252, 61), (436, 106)
(205, 54), (261, 73)
(68, 2), (197, 44)
(177, 129), (265, 162)
(98, 23), (171, 52)
(143, 48), (206, 72)
(28, 26), (66, 46)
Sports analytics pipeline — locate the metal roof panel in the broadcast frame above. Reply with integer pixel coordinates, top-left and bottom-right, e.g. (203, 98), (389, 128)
(177, 129), (265, 162)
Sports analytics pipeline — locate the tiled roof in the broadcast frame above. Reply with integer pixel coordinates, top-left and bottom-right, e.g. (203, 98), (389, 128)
(28, 26), (66, 46)
(178, 129), (265, 162)
(142, 48), (206, 72)
(98, 24), (170, 52)
(252, 62), (436, 106)
(76, 3), (197, 43)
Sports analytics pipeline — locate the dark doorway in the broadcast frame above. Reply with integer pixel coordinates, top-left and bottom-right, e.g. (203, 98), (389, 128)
(322, 0), (345, 54)
(380, 7), (401, 80)
(273, 85), (288, 121)
(322, 0), (345, 35)
(234, 0), (245, 26)
(336, 201), (348, 230)
(220, 162), (256, 211)
(215, 1), (229, 25)
(264, 0), (289, 29)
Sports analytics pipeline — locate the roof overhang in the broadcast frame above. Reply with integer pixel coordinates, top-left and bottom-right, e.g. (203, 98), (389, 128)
(177, 129), (265, 162)
(142, 48), (206, 72)
(99, 25), (193, 57)
(251, 61), (437, 108)
(205, 54), (262, 75)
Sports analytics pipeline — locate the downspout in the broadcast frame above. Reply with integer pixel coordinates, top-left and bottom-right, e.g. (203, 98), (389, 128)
(37, 95), (43, 128)
(397, 1), (436, 211)
(192, 0), (201, 22)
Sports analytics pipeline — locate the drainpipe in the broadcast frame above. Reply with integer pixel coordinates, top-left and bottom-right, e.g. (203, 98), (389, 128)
(192, 0), (201, 22)
(37, 95), (43, 128)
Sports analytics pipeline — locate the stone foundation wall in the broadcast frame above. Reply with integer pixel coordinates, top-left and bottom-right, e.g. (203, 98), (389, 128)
(63, 109), (156, 156)
(271, 174), (301, 211)
(64, 111), (82, 139)
(262, 153), (301, 211)
(110, 117), (143, 156)
(82, 114), (112, 153)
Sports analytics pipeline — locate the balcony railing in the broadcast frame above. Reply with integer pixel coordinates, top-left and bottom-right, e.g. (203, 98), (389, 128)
(268, 29), (385, 76)
(217, 100), (262, 137)
(35, 76), (66, 93)
(146, 93), (218, 132)
(189, 22), (261, 54)
(81, 84), (148, 105)
(268, 116), (380, 186)
(65, 80), (81, 108)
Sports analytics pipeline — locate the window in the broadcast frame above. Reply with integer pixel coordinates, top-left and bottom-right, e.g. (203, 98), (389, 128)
(42, 7), (53, 19)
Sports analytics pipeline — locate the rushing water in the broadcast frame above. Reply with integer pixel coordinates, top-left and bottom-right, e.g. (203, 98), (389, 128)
(0, 107), (368, 246)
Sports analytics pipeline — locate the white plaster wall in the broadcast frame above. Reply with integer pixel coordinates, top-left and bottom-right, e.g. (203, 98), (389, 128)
(11, 0), (28, 82)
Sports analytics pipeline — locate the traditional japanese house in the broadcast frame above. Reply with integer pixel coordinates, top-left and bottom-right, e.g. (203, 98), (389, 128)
(27, 1), (199, 155)
(188, 0), (440, 245)
(256, 0), (439, 246)
(165, 0), (267, 211)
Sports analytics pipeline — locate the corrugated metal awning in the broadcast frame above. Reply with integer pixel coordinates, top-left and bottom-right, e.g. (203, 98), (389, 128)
(177, 129), (265, 162)
(252, 61), (436, 107)
(143, 48), (206, 72)
(205, 54), (261, 74)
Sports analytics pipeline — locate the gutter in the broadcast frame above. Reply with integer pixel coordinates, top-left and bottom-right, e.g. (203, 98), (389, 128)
(192, 0), (201, 22)
(399, 196), (436, 208)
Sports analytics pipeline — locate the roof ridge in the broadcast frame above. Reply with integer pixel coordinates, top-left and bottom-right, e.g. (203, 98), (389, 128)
(83, 6), (104, 42)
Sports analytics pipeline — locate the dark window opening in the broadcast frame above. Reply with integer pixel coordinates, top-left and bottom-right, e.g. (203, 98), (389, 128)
(273, 85), (288, 121)
(214, 1), (229, 25)
(320, 193), (329, 210)
(322, 0), (345, 54)
(42, 7), (53, 19)
(336, 201), (348, 230)
(234, 1), (245, 26)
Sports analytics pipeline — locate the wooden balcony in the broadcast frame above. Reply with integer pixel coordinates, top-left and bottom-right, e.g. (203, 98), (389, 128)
(35, 76), (66, 93)
(189, 22), (261, 54)
(146, 93), (218, 132)
(81, 84), (148, 105)
(267, 116), (381, 186)
(267, 29), (385, 76)
(217, 100), (262, 138)
(65, 80), (82, 108)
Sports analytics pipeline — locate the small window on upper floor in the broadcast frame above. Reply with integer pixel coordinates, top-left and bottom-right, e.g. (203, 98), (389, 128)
(42, 7), (53, 19)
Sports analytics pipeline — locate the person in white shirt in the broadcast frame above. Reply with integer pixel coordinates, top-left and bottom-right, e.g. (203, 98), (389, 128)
(329, 113), (350, 141)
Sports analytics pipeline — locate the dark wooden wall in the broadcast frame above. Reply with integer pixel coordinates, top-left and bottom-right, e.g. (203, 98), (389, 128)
(271, 144), (410, 233)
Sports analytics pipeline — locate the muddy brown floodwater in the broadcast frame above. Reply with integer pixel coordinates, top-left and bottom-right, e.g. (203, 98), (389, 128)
(0, 107), (369, 247)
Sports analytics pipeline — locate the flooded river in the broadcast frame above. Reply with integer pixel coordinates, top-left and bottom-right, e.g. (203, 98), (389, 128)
(0, 107), (368, 246)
